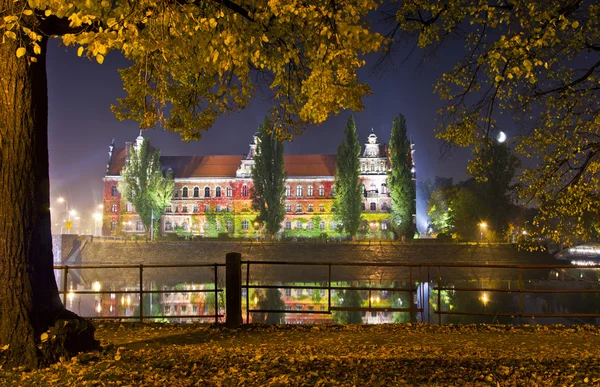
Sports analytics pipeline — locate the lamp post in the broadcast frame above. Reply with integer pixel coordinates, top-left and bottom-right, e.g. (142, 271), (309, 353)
(479, 222), (487, 242)
(58, 197), (69, 234)
(93, 213), (102, 236)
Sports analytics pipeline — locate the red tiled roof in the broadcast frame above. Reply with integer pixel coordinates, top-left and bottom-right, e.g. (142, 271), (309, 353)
(284, 154), (337, 177)
(160, 155), (243, 178)
(106, 146), (386, 178)
(106, 149), (338, 178)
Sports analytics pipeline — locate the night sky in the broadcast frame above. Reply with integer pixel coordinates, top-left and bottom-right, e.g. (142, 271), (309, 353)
(47, 32), (474, 234)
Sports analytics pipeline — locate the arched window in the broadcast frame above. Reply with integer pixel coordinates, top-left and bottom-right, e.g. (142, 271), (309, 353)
(307, 221), (314, 230)
(382, 202), (388, 211)
(226, 186), (232, 197)
(204, 204), (210, 212)
(296, 221), (302, 229)
(226, 221), (233, 231)
(296, 185), (303, 197)
(285, 185), (291, 197)
(242, 220), (249, 230)
(182, 187), (188, 198)
(308, 204), (314, 212)
(126, 203), (133, 212)
(204, 187), (210, 198)
(370, 183), (376, 192)
(382, 221), (388, 230)
(307, 185), (313, 196)
(182, 222), (189, 231)
(226, 205), (232, 212)
(111, 186), (118, 196)
(370, 202), (376, 211)
(136, 221), (144, 231)
(111, 204), (117, 212)
(319, 185), (325, 197)
(242, 185), (248, 197)
(193, 187), (199, 198)
(285, 221), (291, 230)
(165, 221), (172, 231)
(285, 204), (291, 212)
(319, 221), (325, 230)
(215, 187), (221, 197)
(381, 184), (387, 194)
(296, 203), (302, 212)
(319, 204), (325, 212)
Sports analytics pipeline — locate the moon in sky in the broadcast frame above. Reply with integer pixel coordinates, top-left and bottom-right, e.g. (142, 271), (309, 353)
(497, 131), (507, 143)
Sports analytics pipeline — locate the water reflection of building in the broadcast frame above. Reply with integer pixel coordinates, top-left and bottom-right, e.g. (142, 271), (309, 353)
(102, 130), (416, 238)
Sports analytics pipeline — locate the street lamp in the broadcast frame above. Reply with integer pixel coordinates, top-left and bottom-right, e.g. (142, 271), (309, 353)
(93, 213), (102, 236)
(58, 197), (69, 234)
(480, 292), (489, 311)
(479, 222), (487, 242)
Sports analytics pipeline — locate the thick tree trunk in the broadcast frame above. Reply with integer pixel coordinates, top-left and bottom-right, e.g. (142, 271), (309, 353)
(0, 12), (98, 367)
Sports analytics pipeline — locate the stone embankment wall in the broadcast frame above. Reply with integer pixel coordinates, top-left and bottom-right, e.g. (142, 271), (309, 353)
(54, 238), (555, 287)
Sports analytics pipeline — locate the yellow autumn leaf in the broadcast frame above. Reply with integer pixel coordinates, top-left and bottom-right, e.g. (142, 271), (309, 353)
(77, 46), (84, 57)
(96, 54), (105, 64)
(261, 34), (269, 43)
(23, 9), (33, 16)
(4, 31), (16, 40)
(16, 47), (26, 58)
(572, 21), (579, 28)
(44, 9), (52, 17)
(33, 44), (41, 55)
(209, 18), (217, 28)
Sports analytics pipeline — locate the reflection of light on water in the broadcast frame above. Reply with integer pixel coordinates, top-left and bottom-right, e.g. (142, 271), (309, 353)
(571, 260), (600, 267)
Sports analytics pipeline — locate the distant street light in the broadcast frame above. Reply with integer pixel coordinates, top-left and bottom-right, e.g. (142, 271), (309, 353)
(58, 197), (70, 234)
(480, 292), (489, 311)
(479, 222), (487, 242)
(93, 213), (102, 236)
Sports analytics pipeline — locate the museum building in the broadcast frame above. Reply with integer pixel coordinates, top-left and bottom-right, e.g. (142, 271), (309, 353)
(102, 130), (414, 238)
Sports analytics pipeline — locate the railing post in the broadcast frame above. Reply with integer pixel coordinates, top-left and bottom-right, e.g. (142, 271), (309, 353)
(214, 263), (219, 324)
(139, 264), (144, 322)
(226, 252), (242, 328)
(437, 265), (442, 325)
(409, 265), (413, 323)
(327, 264), (332, 313)
(518, 268), (523, 317)
(62, 265), (69, 306)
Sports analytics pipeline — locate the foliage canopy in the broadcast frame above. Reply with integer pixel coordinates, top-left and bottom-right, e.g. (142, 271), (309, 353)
(396, 0), (600, 243)
(1, 0), (382, 139)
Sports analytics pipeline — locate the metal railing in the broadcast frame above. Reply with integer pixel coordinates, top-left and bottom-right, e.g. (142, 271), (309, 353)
(242, 261), (600, 324)
(55, 260), (600, 325)
(54, 263), (225, 323)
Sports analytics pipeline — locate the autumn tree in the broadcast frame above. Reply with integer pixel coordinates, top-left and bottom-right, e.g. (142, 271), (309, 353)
(395, 0), (600, 244)
(251, 117), (286, 238)
(118, 137), (174, 234)
(427, 183), (457, 234)
(388, 114), (416, 239)
(334, 116), (363, 240)
(0, 0), (382, 367)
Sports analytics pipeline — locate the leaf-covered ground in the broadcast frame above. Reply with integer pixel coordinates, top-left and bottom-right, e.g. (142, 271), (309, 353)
(2, 323), (600, 386)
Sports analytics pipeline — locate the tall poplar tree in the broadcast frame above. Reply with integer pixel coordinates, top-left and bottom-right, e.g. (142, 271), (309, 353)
(251, 118), (287, 238)
(388, 115), (416, 239)
(334, 116), (363, 240)
(119, 137), (174, 233)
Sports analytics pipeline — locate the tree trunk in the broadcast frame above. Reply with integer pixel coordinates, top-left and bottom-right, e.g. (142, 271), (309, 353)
(0, 20), (98, 367)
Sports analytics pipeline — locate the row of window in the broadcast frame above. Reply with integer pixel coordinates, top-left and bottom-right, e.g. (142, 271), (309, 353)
(166, 204), (233, 214)
(285, 185), (332, 197)
(175, 186), (242, 199)
(362, 202), (389, 211)
(114, 201), (388, 215)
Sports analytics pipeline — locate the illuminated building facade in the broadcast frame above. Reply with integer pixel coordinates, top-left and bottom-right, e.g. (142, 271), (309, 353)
(102, 131), (415, 238)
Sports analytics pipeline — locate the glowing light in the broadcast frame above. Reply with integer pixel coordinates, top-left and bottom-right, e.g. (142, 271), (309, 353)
(92, 281), (101, 292)
(69, 209), (77, 216)
(109, 305), (113, 313)
(522, 230), (527, 235)
(480, 292), (489, 306)
(375, 296), (380, 303)
(126, 295), (132, 306)
(93, 213), (102, 221)
(96, 303), (102, 313)
(121, 295), (125, 305)
(571, 260), (600, 267)
(479, 222), (487, 229)
(67, 286), (75, 302)
(497, 131), (507, 143)
(253, 296), (258, 305)
(57, 197), (65, 203)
